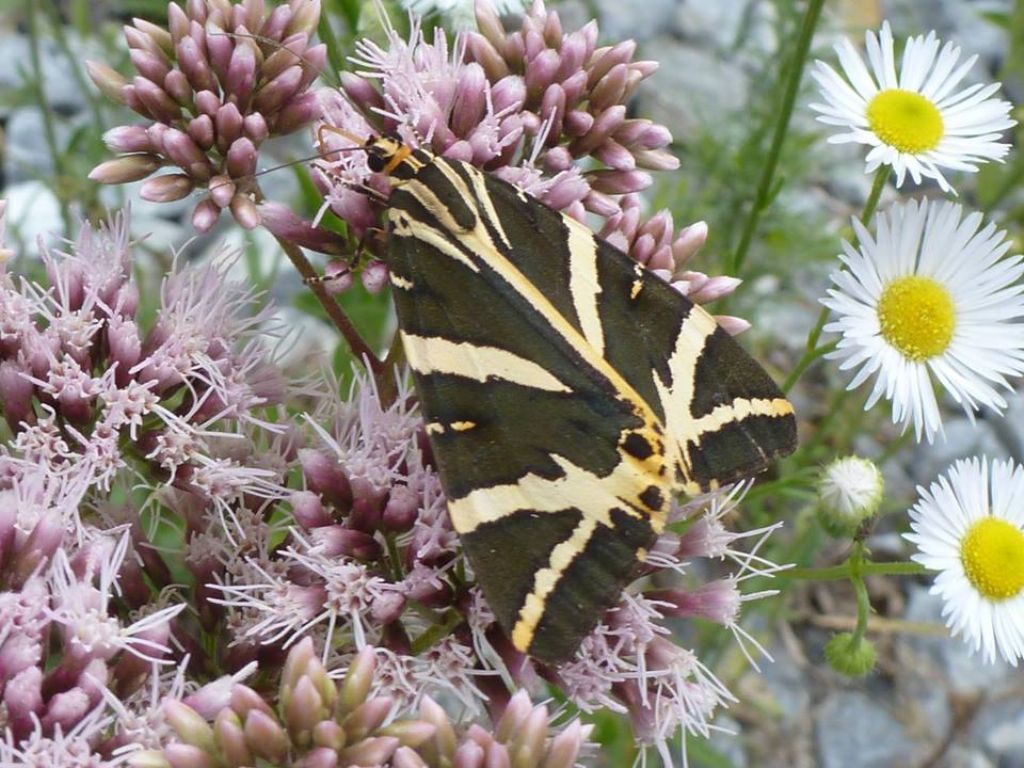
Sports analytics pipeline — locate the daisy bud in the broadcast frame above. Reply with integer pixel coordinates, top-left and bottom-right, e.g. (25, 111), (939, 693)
(817, 455), (884, 538)
(824, 632), (877, 677)
(89, 154), (162, 184)
(141, 173), (194, 202)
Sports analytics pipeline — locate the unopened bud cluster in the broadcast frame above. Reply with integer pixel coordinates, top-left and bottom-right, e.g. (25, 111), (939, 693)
(89, 0), (326, 232)
(130, 638), (590, 768)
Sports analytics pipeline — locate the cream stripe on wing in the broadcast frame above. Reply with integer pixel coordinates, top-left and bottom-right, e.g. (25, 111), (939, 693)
(400, 331), (571, 393)
(511, 515), (598, 651)
(690, 397), (795, 437)
(447, 453), (667, 534)
(565, 219), (605, 355)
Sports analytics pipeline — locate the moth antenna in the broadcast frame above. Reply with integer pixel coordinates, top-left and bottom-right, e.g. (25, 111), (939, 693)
(204, 29), (341, 86)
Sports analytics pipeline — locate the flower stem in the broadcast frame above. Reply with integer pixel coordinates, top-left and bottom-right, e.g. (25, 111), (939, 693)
(729, 0), (826, 276)
(849, 543), (870, 643)
(782, 559), (927, 581)
(782, 165), (891, 392)
(272, 234), (383, 374)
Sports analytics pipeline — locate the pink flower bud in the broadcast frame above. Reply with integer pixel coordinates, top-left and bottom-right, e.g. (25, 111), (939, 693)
(310, 526), (381, 561)
(339, 736), (400, 766)
(563, 109), (593, 137)
(188, 113), (216, 151)
(226, 36), (258, 106)
(0, 362), (33, 427)
(164, 743), (217, 768)
(168, 2), (189, 44)
(140, 174), (194, 203)
(243, 113), (269, 143)
(245, 708), (289, 761)
(191, 198), (221, 233)
(204, 24), (233, 82)
(164, 70), (193, 106)
(253, 65), (303, 115)
(361, 260), (389, 294)
(370, 591), (406, 624)
(589, 40), (636, 84)
(714, 315), (750, 335)
(214, 710), (251, 767)
(297, 747), (339, 768)
(588, 169), (650, 195)
(340, 72), (384, 111)
(671, 221), (704, 266)
(525, 49), (560, 97)
(590, 63), (628, 112)
(299, 449), (352, 508)
(261, 4), (291, 40)
(322, 260), (355, 295)
(491, 75), (526, 115)
(208, 175), (235, 208)
(86, 60), (128, 103)
(229, 193), (260, 230)
(452, 63), (488, 138)
(393, 746), (430, 768)
(382, 485), (419, 533)
(130, 49), (170, 86)
(4, 666), (44, 737)
(215, 102), (245, 149)
(89, 154), (162, 184)
(103, 125), (153, 154)
(273, 90), (321, 134)
(194, 89), (220, 117)
(258, 202), (348, 255)
(133, 76), (181, 123)
(465, 32), (508, 81)
(287, 0), (321, 39)
(289, 490), (331, 529)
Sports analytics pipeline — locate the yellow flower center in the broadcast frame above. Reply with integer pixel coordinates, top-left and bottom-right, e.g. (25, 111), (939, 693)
(866, 89), (944, 154)
(960, 517), (1024, 601)
(876, 275), (956, 361)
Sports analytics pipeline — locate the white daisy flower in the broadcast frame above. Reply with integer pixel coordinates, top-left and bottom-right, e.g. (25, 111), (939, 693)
(810, 21), (1016, 193)
(905, 457), (1024, 666)
(821, 199), (1024, 442)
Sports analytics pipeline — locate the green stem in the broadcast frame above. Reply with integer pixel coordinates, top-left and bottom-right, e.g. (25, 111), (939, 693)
(729, 0), (826, 275)
(782, 166), (891, 392)
(410, 610), (464, 655)
(859, 166), (890, 226)
(27, 4), (72, 235)
(783, 559), (927, 581)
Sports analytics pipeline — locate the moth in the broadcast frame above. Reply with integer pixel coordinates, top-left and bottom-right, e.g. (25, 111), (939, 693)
(358, 135), (797, 663)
